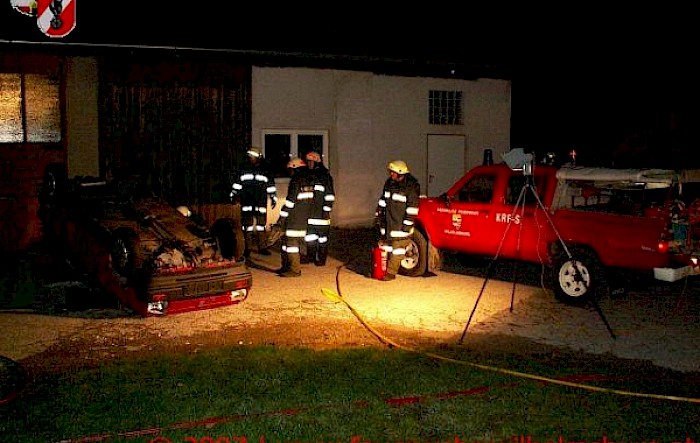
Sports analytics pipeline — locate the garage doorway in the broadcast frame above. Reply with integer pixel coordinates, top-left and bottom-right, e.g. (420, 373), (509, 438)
(426, 134), (468, 197)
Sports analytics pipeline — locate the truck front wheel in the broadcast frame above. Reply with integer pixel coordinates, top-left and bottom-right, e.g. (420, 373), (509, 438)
(550, 249), (603, 305)
(400, 230), (429, 277)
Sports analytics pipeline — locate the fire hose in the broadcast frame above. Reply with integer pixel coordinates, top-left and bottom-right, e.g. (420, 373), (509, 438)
(322, 264), (700, 404)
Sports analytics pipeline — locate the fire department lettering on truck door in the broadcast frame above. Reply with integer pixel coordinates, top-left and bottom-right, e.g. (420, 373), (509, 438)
(496, 213), (521, 224)
(437, 207), (481, 237)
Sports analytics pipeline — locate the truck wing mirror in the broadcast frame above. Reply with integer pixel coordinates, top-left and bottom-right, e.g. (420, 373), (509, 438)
(441, 192), (451, 208)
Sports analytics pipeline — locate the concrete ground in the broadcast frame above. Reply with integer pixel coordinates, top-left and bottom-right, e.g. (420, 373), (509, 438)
(0, 227), (699, 374)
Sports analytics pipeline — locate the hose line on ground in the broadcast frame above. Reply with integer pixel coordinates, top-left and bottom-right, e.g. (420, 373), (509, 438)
(324, 264), (700, 404)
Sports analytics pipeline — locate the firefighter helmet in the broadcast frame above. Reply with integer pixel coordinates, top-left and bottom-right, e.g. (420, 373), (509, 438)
(305, 151), (321, 162)
(247, 147), (263, 159)
(387, 160), (409, 175)
(287, 157), (306, 169)
(176, 206), (191, 217)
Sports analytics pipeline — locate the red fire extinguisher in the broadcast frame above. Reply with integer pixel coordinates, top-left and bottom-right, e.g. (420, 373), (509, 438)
(371, 243), (388, 280)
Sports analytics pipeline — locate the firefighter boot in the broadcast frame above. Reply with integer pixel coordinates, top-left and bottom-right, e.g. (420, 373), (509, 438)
(276, 252), (291, 275)
(243, 231), (254, 258)
(257, 231), (271, 256)
(315, 244), (328, 266)
(304, 243), (317, 265)
(279, 253), (301, 277)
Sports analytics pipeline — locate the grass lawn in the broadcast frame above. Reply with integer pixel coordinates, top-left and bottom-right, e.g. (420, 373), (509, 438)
(1, 343), (698, 443)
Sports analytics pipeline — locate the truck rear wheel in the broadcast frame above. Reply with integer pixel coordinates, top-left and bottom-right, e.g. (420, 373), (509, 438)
(400, 230), (429, 277)
(550, 249), (602, 305)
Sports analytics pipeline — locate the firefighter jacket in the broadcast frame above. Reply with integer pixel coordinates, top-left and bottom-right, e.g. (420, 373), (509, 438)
(230, 160), (277, 211)
(279, 169), (315, 233)
(376, 173), (421, 240)
(307, 164), (335, 227)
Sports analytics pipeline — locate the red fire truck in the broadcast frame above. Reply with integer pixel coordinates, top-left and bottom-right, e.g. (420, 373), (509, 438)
(401, 153), (699, 304)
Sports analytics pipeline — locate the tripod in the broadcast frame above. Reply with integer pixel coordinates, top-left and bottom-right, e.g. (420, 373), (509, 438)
(458, 169), (616, 344)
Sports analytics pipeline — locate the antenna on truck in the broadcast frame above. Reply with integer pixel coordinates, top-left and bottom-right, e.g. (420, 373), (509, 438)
(458, 149), (616, 343)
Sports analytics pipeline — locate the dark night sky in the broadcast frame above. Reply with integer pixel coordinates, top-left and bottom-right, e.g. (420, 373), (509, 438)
(2, 4), (697, 168)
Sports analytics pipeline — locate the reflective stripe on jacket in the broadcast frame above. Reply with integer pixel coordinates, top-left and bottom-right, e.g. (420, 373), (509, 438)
(307, 164), (335, 226)
(377, 173), (420, 239)
(230, 162), (277, 209)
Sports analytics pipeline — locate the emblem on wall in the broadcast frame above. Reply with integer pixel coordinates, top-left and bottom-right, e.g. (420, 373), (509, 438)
(37, 0), (76, 37)
(11, 0), (37, 16)
(10, 0), (76, 38)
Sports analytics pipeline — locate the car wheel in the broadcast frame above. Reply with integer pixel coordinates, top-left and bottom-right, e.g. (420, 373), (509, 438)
(39, 163), (68, 215)
(400, 230), (428, 277)
(210, 218), (238, 260)
(550, 248), (603, 305)
(111, 229), (137, 279)
(39, 163), (69, 244)
(40, 163), (68, 202)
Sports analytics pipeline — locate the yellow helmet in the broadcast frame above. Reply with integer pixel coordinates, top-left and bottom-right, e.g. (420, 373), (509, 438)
(176, 206), (191, 217)
(305, 151), (321, 162)
(247, 147), (263, 159)
(387, 160), (409, 174)
(287, 157), (306, 169)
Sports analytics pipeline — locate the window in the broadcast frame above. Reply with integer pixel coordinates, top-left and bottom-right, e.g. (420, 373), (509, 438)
(457, 174), (495, 203)
(262, 129), (328, 178)
(429, 90), (463, 125)
(506, 174), (548, 206)
(0, 72), (61, 143)
(565, 180), (672, 216)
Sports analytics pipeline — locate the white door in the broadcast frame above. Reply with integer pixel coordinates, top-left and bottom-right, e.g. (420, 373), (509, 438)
(427, 134), (467, 197)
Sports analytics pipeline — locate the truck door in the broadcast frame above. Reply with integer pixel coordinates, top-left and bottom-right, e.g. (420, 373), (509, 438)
(430, 171), (502, 257)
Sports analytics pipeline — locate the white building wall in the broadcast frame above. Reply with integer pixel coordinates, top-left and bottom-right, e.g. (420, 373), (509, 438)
(463, 78), (512, 169)
(65, 57), (100, 178)
(334, 71), (377, 226)
(252, 66), (511, 227)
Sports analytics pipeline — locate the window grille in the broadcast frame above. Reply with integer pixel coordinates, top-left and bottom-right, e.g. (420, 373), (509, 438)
(429, 90), (463, 125)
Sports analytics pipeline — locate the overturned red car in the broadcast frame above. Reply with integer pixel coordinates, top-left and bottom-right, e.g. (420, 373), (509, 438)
(39, 163), (252, 316)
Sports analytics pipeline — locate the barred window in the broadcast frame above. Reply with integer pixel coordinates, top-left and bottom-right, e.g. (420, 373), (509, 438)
(429, 90), (463, 125)
(0, 72), (61, 143)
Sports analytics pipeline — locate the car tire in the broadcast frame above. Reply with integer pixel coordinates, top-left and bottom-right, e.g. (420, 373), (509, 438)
(211, 218), (238, 260)
(111, 228), (137, 279)
(40, 163), (68, 203)
(400, 230), (429, 277)
(39, 163), (69, 245)
(39, 164), (68, 214)
(550, 248), (603, 305)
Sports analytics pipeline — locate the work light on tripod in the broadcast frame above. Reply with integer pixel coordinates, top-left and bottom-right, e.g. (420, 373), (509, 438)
(502, 148), (534, 176)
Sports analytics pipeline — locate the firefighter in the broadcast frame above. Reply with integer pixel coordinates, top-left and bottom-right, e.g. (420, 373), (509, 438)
(277, 157), (314, 277)
(230, 147), (277, 257)
(375, 160), (421, 281)
(305, 151), (335, 266)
